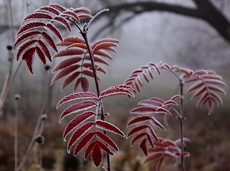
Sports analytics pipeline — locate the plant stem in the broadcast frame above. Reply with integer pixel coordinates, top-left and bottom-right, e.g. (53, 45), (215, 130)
(179, 79), (185, 171)
(17, 68), (49, 170)
(0, 61), (22, 112)
(81, 32), (101, 96)
(81, 29), (111, 171)
(14, 95), (20, 171)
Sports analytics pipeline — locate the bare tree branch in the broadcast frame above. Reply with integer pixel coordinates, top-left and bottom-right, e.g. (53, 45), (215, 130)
(95, 1), (230, 44)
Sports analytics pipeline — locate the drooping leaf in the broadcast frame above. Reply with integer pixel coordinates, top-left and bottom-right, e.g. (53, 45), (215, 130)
(60, 100), (97, 120)
(96, 120), (124, 136)
(53, 48), (84, 57)
(67, 121), (94, 152)
(144, 152), (163, 163)
(96, 132), (119, 151)
(73, 132), (95, 156)
(91, 144), (102, 167)
(57, 92), (98, 107)
(127, 125), (149, 137)
(99, 85), (134, 99)
(63, 111), (95, 139)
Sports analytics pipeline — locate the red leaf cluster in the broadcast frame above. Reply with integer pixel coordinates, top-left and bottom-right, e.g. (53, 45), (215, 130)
(127, 95), (181, 156)
(184, 70), (226, 115)
(125, 62), (226, 115)
(57, 88), (133, 167)
(13, 4), (92, 73)
(145, 138), (190, 171)
(52, 37), (119, 91)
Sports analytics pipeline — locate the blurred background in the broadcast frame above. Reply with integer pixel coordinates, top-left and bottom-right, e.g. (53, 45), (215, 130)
(0, 0), (230, 170)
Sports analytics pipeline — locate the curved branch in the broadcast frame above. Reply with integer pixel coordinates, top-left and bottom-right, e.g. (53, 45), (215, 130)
(95, 1), (230, 44)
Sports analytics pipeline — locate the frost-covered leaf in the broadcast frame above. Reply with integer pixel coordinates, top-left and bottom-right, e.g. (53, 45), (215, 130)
(63, 111), (95, 139)
(96, 120), (124, 136)
(99, 85), (134, 99)
(60, 100), (97, 120)
(67, 121), (94, 152)
(73, 132), (95, 156)
(57, 92), (98, 107)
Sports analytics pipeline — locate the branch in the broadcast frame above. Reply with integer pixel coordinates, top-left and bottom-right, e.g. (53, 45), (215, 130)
(94, 1), (230, 44)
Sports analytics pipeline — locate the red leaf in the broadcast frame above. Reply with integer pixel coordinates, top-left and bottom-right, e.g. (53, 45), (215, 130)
(149, 62), (161, 75)
(37, 6), (60, 15)
(45, 23), (62, 40)
(96, 120), (124, 136)
(96, 132), (119, 151)
(37, 40), (51, 61)
(99, 85), (134, 99)
(23, 47), (36, 74)
(82, 70), (96, 78)
(156, 157), (164, 171)
(81, 77), (90, 92)
(163, 100), (178, 106)
(49, 4), (66, 12)
(94, 50), (113, 60)
(35, 47), (46, 64)
(56, 37), (85, 46)
(93, 42), (118, 53)
(17, 22), (46, 35)
(127, 125), (148, 137)
(16, 40), (37, 60)
(52, 57), (82, 72)
(78, 13), (92, 19)
(204, 79), (226, 86)
(61, 71), (81, 90)
(67, 121), (94, 152)
(73, 132), (95, 156)
(51, 64), (80, 83)
(128, 116), (151, 126)
(209, 92), (223, 105)
(131, 107), (157, 114)
(138, 99), (163, 108)
(13, 31), (41, 49)
(23, 12), (53, 22)
(63, 111), (95, 139)
(144, 152), (163, 163)
(200, 74), (222, 80)
(191, 87), (206, 99)
(92, 38), (119, 49)
(149, 117), (165, 130)
(186, 81), (204, 93)
(130, 133), (146, 145)
(140, 138), (148, 156)
(60, 100), (97, 120)
(61, 11), (79, 22)
(85, 55), (110, 66)
(170, 95), (183, 101)
(57, 92), (98, 107)
(156, 107), (170, 114)
(67, 43), (87, 50)
(84, 141), (96, 160)
(147, 126), (158, 141)
(53, 48), (84, 57)
(207, 85), (226, 95)
(208, 100), (214, 115)
(53, 16), (71, 31)
(74, 78), (82, 92)
(41, 32), (57, 52)
(74, 7), (91, 14)
(97, 141), (113, 155)
(92, 144), (102, 167)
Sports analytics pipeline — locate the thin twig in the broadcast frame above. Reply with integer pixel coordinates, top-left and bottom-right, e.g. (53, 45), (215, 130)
(14, 95), (20, 171)
(179, 79), (185, 171)
(17, 68), (50, 170)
